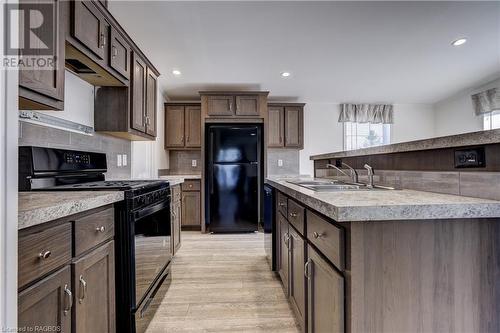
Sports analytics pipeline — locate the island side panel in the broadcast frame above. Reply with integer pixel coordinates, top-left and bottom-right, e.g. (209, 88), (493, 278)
(347, 219), (500, 333)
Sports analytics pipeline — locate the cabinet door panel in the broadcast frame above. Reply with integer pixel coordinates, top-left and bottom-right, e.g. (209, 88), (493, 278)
(307, 245), (344, 333)
(289, 228), (306, 330)
(72, 0), (106, 60)
(165, 106), (185, 148)
(173, 202), (182, 253)
(185, 106), (201, 147)
(109, 27), (130, 79)
(235, 95), (259, 116)
(278, 214), (289, 295)
(131, 53), (147, 133)
(18, 266), (72, 333)
(145, 68), (158, 137)
(182, 191), (201, 226)
(285, 107), (303, 148)
(73, 241), (115, 333)
(207, 96), (234, 116)
(19, 0), (65, 106)
(268, 106), (284, 147)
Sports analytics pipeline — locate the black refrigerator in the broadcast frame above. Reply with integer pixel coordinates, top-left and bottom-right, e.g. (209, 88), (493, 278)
(206, 124), (262, 233)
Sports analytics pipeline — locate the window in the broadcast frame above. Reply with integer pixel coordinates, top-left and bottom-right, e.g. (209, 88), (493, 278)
(483, 112), (500, 130)
(343, 122), (391, 150)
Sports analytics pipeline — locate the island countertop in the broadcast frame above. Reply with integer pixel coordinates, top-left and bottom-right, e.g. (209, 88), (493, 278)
(18, 191), (124, 230)
(266, 176), (500, 222)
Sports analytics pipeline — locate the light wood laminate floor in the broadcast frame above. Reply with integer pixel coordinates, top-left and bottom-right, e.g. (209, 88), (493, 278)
(145, 231), (300, 333)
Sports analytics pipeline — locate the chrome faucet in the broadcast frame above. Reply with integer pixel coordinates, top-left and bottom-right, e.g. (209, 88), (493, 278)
(326, 163), (358, 184)
(364, 164), (374, 188)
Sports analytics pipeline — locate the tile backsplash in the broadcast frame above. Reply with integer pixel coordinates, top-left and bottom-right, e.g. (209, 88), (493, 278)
(268, 149), (300, 176)
(161, 150), (202, 175)
(19, 122), (131, 179)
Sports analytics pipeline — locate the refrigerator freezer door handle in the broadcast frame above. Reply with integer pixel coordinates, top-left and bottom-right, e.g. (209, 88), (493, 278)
(210, 132), (215, 195)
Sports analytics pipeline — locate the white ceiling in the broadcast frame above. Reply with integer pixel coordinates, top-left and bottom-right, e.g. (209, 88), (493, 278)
(109, 1), (500, 104)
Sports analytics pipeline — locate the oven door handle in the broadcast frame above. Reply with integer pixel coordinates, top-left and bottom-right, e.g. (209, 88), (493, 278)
(133, 200), (169, 220)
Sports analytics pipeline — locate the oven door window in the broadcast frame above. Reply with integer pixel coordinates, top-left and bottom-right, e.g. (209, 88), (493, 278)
(133, 200), (171, 307)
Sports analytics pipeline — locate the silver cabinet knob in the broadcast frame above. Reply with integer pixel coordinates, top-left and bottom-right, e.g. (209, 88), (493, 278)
(38, 250), (51, 259)
(313, 231), (324, 239)
(289, 212), (298, 218)
(96, 226), (106, 233)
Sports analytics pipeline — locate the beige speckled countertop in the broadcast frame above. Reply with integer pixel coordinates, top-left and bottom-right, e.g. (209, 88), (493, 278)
(18, 191), (124, 230)
(159, 175), (202, 185)
(266, 176), (500, 222)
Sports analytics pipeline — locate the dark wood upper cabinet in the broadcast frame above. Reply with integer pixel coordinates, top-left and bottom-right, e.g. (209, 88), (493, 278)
(145, 68), (158, 137)
(285, 106), (304, 148)
(72, 0), (107, 61)
(73, 240), (115, 333)
(268, 103), (304, 149)
(164, 103), (201, 149)
(18, 266), (72, 333)
(185, 106), (201, 148)
(207, 95), (234, 116)
(19, 0), (65, 110)
(109, 27), (131, 80)
(307, 245), (344, 333)
(235, 95), (259, 116)
(130, 53), (147, 133)
(165, 105), (185, 148)
(268, 106), (284, 147)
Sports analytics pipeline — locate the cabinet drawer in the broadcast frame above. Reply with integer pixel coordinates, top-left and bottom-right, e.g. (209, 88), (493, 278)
(74, 207), (114, 257)
(277, 192), (288, 217)
(182, 179), (200, 192)
(287, 199), (305, 235)
(306, 210), (344, 270)
(19, 222), (72, 288)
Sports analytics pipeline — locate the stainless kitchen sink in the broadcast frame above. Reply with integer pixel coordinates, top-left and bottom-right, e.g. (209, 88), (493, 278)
(287, 179), (395, 192)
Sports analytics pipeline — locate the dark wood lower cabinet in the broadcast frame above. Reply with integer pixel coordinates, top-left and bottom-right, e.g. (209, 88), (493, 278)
(278, 214), (289, 294)
(171, 186), (182, 255)
(73, 240), (115, 333)
(289, 227), (306, 331)
(307, 245), (344, 333)
(181, 191), (201, 228)
(18, 266), (72, 333)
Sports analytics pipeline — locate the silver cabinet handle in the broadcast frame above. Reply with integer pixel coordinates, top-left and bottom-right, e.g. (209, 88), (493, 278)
(289, 212), (298, 218)
(313, 231), (324, 239)
(96, 226), (105, 233)
(304, 260), (312, 279)
(102, 35), (107, 47)
(99, 33), (105, 48)
(38, 250), (51, 259)
(284, 232), (290, 248)
(229, 102), (233, 112)
(79, 275), (87, 304)
(64, 284), (73, 316)
(278, 202), (286, 207)
(112, 45), (117, 57)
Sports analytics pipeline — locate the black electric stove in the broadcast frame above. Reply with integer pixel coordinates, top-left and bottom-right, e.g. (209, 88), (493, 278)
(19, 146), (172, 333)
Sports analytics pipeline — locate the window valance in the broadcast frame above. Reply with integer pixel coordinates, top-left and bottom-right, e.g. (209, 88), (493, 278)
(338, 103), (393, 124)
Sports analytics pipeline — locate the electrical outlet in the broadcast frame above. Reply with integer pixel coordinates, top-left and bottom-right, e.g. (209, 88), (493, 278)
(117, 154), (122, 167)
(278, 159), (283, 167)
(122, 154), (128, 166)
(192, 159), (197, 167)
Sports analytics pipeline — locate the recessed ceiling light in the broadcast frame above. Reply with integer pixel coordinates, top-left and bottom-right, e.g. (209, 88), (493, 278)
(172, 69), (182, 76)
(451, 38), (467, 46)
(281, 72), (291, 78)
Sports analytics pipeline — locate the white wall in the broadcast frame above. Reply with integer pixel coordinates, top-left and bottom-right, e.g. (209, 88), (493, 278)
(1, 0), (19, 327)
(434, 78), (500, 137)
(130, 90), (168, 179)
(43, 71), (94, 127)
(300, 103), (436, 175)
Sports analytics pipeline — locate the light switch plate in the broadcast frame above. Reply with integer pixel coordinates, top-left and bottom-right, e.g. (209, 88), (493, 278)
(278, 159), (283, 167)
(122, 154), (128, 166)
(117, 154), (122, 167)
(192, 159), (197, 167)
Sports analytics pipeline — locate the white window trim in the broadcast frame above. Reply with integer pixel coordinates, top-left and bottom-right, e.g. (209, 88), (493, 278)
(342, 122), (392, 151)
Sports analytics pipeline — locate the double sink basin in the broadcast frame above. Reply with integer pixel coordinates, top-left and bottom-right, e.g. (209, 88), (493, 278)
(287, 179), (395, 192)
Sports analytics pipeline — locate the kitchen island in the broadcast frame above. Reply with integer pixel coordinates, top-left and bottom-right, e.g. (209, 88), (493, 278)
(266, 176), (500, 333)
